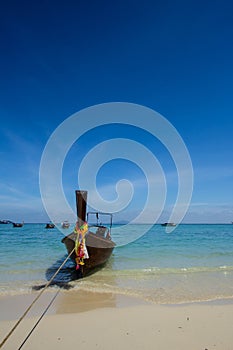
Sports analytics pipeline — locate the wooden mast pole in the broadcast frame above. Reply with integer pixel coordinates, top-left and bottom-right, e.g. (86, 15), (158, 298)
(75, 190), (87, 227)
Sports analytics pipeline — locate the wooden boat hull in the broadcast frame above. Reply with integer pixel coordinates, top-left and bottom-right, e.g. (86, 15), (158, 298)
(161, 223), (176, 227)
(0, 220), (12, 224)
(61, 222), (70, 229)
(61, 231), (115, 277)
(13, 223), (23, 227)
(45, 223), (55, 229)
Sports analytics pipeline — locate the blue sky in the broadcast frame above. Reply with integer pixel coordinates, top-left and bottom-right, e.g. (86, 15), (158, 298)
(0, 0), (232, 223)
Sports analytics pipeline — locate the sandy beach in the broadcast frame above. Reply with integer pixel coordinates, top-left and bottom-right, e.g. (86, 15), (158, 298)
(1, 290), (233, 350)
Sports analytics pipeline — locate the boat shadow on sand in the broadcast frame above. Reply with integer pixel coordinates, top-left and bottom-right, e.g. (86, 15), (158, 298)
(32, 255), (80, 291)
(32, 255), (106, 291)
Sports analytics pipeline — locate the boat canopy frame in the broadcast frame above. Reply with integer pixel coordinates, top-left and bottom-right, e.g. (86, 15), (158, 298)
(87, 212), (113, 232)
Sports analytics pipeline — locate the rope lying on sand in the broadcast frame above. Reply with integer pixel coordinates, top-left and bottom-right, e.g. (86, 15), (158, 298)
(0, 247), (75, 349)
(18, 290), (60, 350)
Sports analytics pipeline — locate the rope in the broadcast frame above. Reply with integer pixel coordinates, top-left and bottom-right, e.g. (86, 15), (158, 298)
(0, 247), (75, 349)
(18, 290), (60, 350)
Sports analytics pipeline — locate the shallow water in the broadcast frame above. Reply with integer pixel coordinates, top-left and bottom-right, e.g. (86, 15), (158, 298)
(0, 223), (233, 303)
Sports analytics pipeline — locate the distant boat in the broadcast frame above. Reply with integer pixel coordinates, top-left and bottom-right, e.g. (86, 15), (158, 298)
(45, 223), (55, 229)
(0, 220), (12, 224)
(12, 222), (24, 227)
(62, 190), (115, 278)
(61, 220), (70, 229)
(161, 222), (176, 227)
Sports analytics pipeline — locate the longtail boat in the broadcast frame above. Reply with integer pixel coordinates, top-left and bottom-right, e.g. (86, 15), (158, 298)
(0, 220), (12, 224)
(161, 222), (176, 227)
(61, 220), (70, 229)
(12, 222), (24, 227)
(61, 190), (115, 277)
(45, 223), (55, 229)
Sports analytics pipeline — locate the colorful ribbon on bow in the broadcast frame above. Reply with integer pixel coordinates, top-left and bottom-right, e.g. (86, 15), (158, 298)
(74, 222), (89, 270)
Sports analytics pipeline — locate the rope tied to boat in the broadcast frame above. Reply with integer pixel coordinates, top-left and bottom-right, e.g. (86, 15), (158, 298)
(74, 221), (89, 270)
(0, 247), (76, 349)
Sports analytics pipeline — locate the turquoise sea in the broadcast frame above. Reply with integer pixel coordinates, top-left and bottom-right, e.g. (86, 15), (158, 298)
(0, 223), (233, 304)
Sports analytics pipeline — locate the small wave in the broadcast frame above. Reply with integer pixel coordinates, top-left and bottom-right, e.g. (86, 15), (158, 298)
(107, 265), (233, 277)
(62, 279), (233, 306)
(0, 281), (42, 296)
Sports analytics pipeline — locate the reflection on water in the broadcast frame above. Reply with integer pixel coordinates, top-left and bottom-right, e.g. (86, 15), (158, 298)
(56, 290), (116, 313)
(55, 289), (150, 314)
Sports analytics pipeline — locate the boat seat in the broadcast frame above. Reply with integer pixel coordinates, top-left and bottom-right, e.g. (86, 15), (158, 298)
(96, 226), (107, 237)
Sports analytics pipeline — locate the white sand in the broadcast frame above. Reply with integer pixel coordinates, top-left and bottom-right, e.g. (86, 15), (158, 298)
(1, 292), (233, 350)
